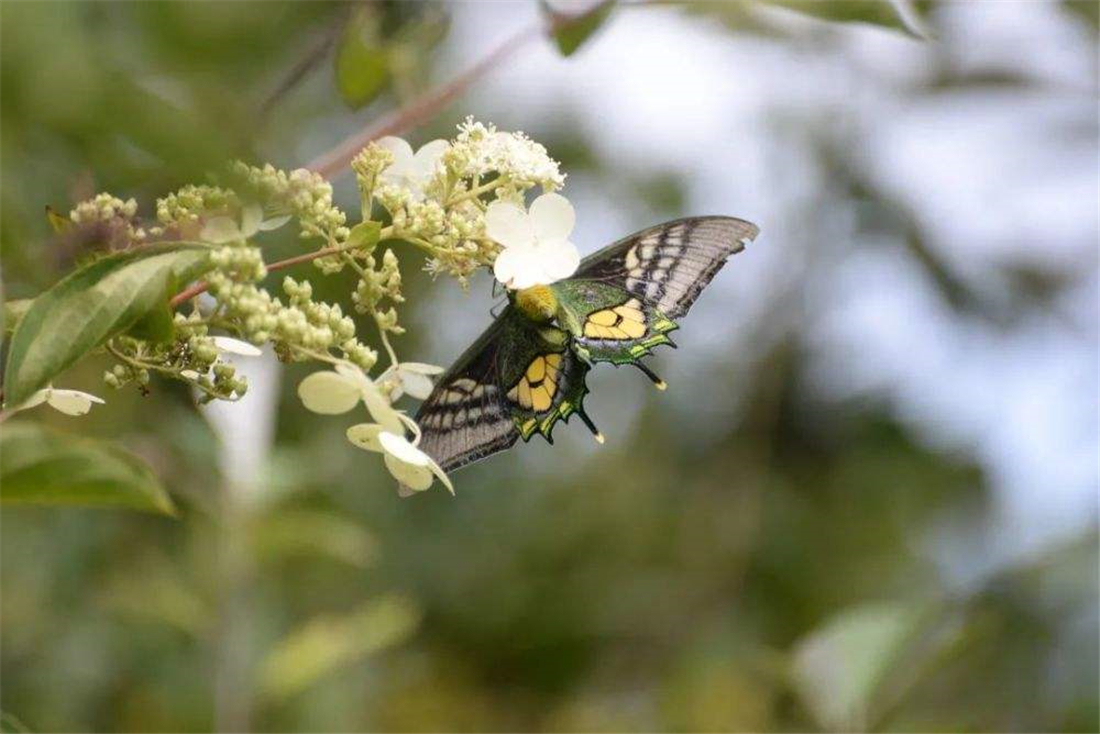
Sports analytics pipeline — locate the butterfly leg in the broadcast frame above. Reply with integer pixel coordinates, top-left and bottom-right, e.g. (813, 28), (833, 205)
(634, 360), (668, 391)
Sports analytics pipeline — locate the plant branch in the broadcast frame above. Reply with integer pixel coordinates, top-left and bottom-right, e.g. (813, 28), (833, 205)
(168, 231), (392, 309)
(306, 21), (545, 178)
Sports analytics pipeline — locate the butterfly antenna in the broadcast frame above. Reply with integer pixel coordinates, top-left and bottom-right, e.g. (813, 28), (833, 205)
(576, 407), (605, 444)
(635, 361), (668, 391)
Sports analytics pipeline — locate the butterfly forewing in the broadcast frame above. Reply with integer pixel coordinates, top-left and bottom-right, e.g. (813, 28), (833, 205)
(415, 308), (591, 473)
(576, 216), (759, 318)
(415, 314), (518, 473)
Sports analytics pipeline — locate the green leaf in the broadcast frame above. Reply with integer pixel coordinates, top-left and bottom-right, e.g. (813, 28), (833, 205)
(0, 422), (176, 515)
(791, 602), (923, 731)
(3, 243), (211, 408)
(545, 1), (616, 57)
(125, 271), (180, 344)
(334, 7), (390, 109)
(261, 594), (420, 700)
(759, 0), (930, 37)
(125, 301), (176, 343)
(2, 299), (34, 336)
(345, 220), (381, 252)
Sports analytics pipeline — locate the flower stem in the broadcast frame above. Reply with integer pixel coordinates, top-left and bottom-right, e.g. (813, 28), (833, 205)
(169, 226), (393, 309)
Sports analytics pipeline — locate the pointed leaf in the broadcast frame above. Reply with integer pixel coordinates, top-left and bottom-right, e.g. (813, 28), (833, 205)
(3, 243), (211, 407)
(0, 422), (176, 515)
(346, 220), (381, 251)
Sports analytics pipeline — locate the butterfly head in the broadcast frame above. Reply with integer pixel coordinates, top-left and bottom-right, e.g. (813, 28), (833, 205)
(513, 284), (558, 323)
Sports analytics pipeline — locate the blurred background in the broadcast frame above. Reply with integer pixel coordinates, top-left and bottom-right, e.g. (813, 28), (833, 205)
(1, 1), (1097, 731)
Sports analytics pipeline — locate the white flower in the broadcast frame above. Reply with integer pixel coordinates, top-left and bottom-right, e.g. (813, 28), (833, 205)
(297, 362), (404, 434)
(488, 192), (581, 290)
(200, 203), (289, 244)
(376, 136), (449, 201)
(387, 362), (445, 401)
(211, 336), (262, 357)
(346, 424), (453, 496)
(18, 386), (105, 416)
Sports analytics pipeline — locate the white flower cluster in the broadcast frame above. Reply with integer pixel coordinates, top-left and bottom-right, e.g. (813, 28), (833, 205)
(355, 117), (574, 288)
(444, 118), (566, 193)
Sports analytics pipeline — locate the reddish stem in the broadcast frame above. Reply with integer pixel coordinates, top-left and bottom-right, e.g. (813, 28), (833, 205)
(168, 245), (346, 308)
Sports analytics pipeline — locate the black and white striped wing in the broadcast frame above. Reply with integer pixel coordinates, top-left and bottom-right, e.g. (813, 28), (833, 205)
(414, 313), (519, 474)
(576, 216), (759, 318)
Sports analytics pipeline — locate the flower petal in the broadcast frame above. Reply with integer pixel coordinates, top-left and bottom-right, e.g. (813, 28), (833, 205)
(346, 423), (386, 452)
(257, 214), (292, 232)
(529, 192), (575, 241)
(425, 455), (455, 495)
(378, 431), (431, 466)
(506, 246), (555, 290)
(297, 371), (361, 414)
(385, 453), (434, 492)
(200, 216), (241, 244)
(46, 389), (104, 416)
(212, 336), (262, 356)
(360, 379), (406, 434)
(486, 201), (534, 249)
(376, 136), (415, 162)
(493, 244), (544, 289)
(398, 362), (445, 375)
(17, 389), (50, 411)
(239, 203), (263, 238)
(398, 370), (434, 401)
(379, 432), (434, 492)
(333, 361), (371, 387)
(412, 139), (449, 178)
(542, 239), (582, 281)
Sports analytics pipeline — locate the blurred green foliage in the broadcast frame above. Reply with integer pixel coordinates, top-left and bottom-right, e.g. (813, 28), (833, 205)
(1, 2), (1096, 733)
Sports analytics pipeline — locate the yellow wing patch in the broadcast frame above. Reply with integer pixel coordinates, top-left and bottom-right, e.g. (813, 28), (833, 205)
(507, 353), (562, 413)
(583, 298), (647, 340)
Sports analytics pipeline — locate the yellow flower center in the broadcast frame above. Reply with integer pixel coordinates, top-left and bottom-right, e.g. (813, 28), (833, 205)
(515, 285), (558, 322)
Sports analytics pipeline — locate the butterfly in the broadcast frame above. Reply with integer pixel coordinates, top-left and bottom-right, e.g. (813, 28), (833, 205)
(414, 216), (760, 473)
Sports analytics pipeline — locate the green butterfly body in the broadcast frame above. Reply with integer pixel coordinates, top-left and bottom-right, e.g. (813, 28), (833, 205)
(415, 216), (760, 473)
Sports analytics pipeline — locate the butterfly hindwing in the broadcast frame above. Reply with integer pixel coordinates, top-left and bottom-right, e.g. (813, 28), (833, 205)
(415, 307), (591, 473)
(574, 216), (759, 319)
(551, 279), (678, 365)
